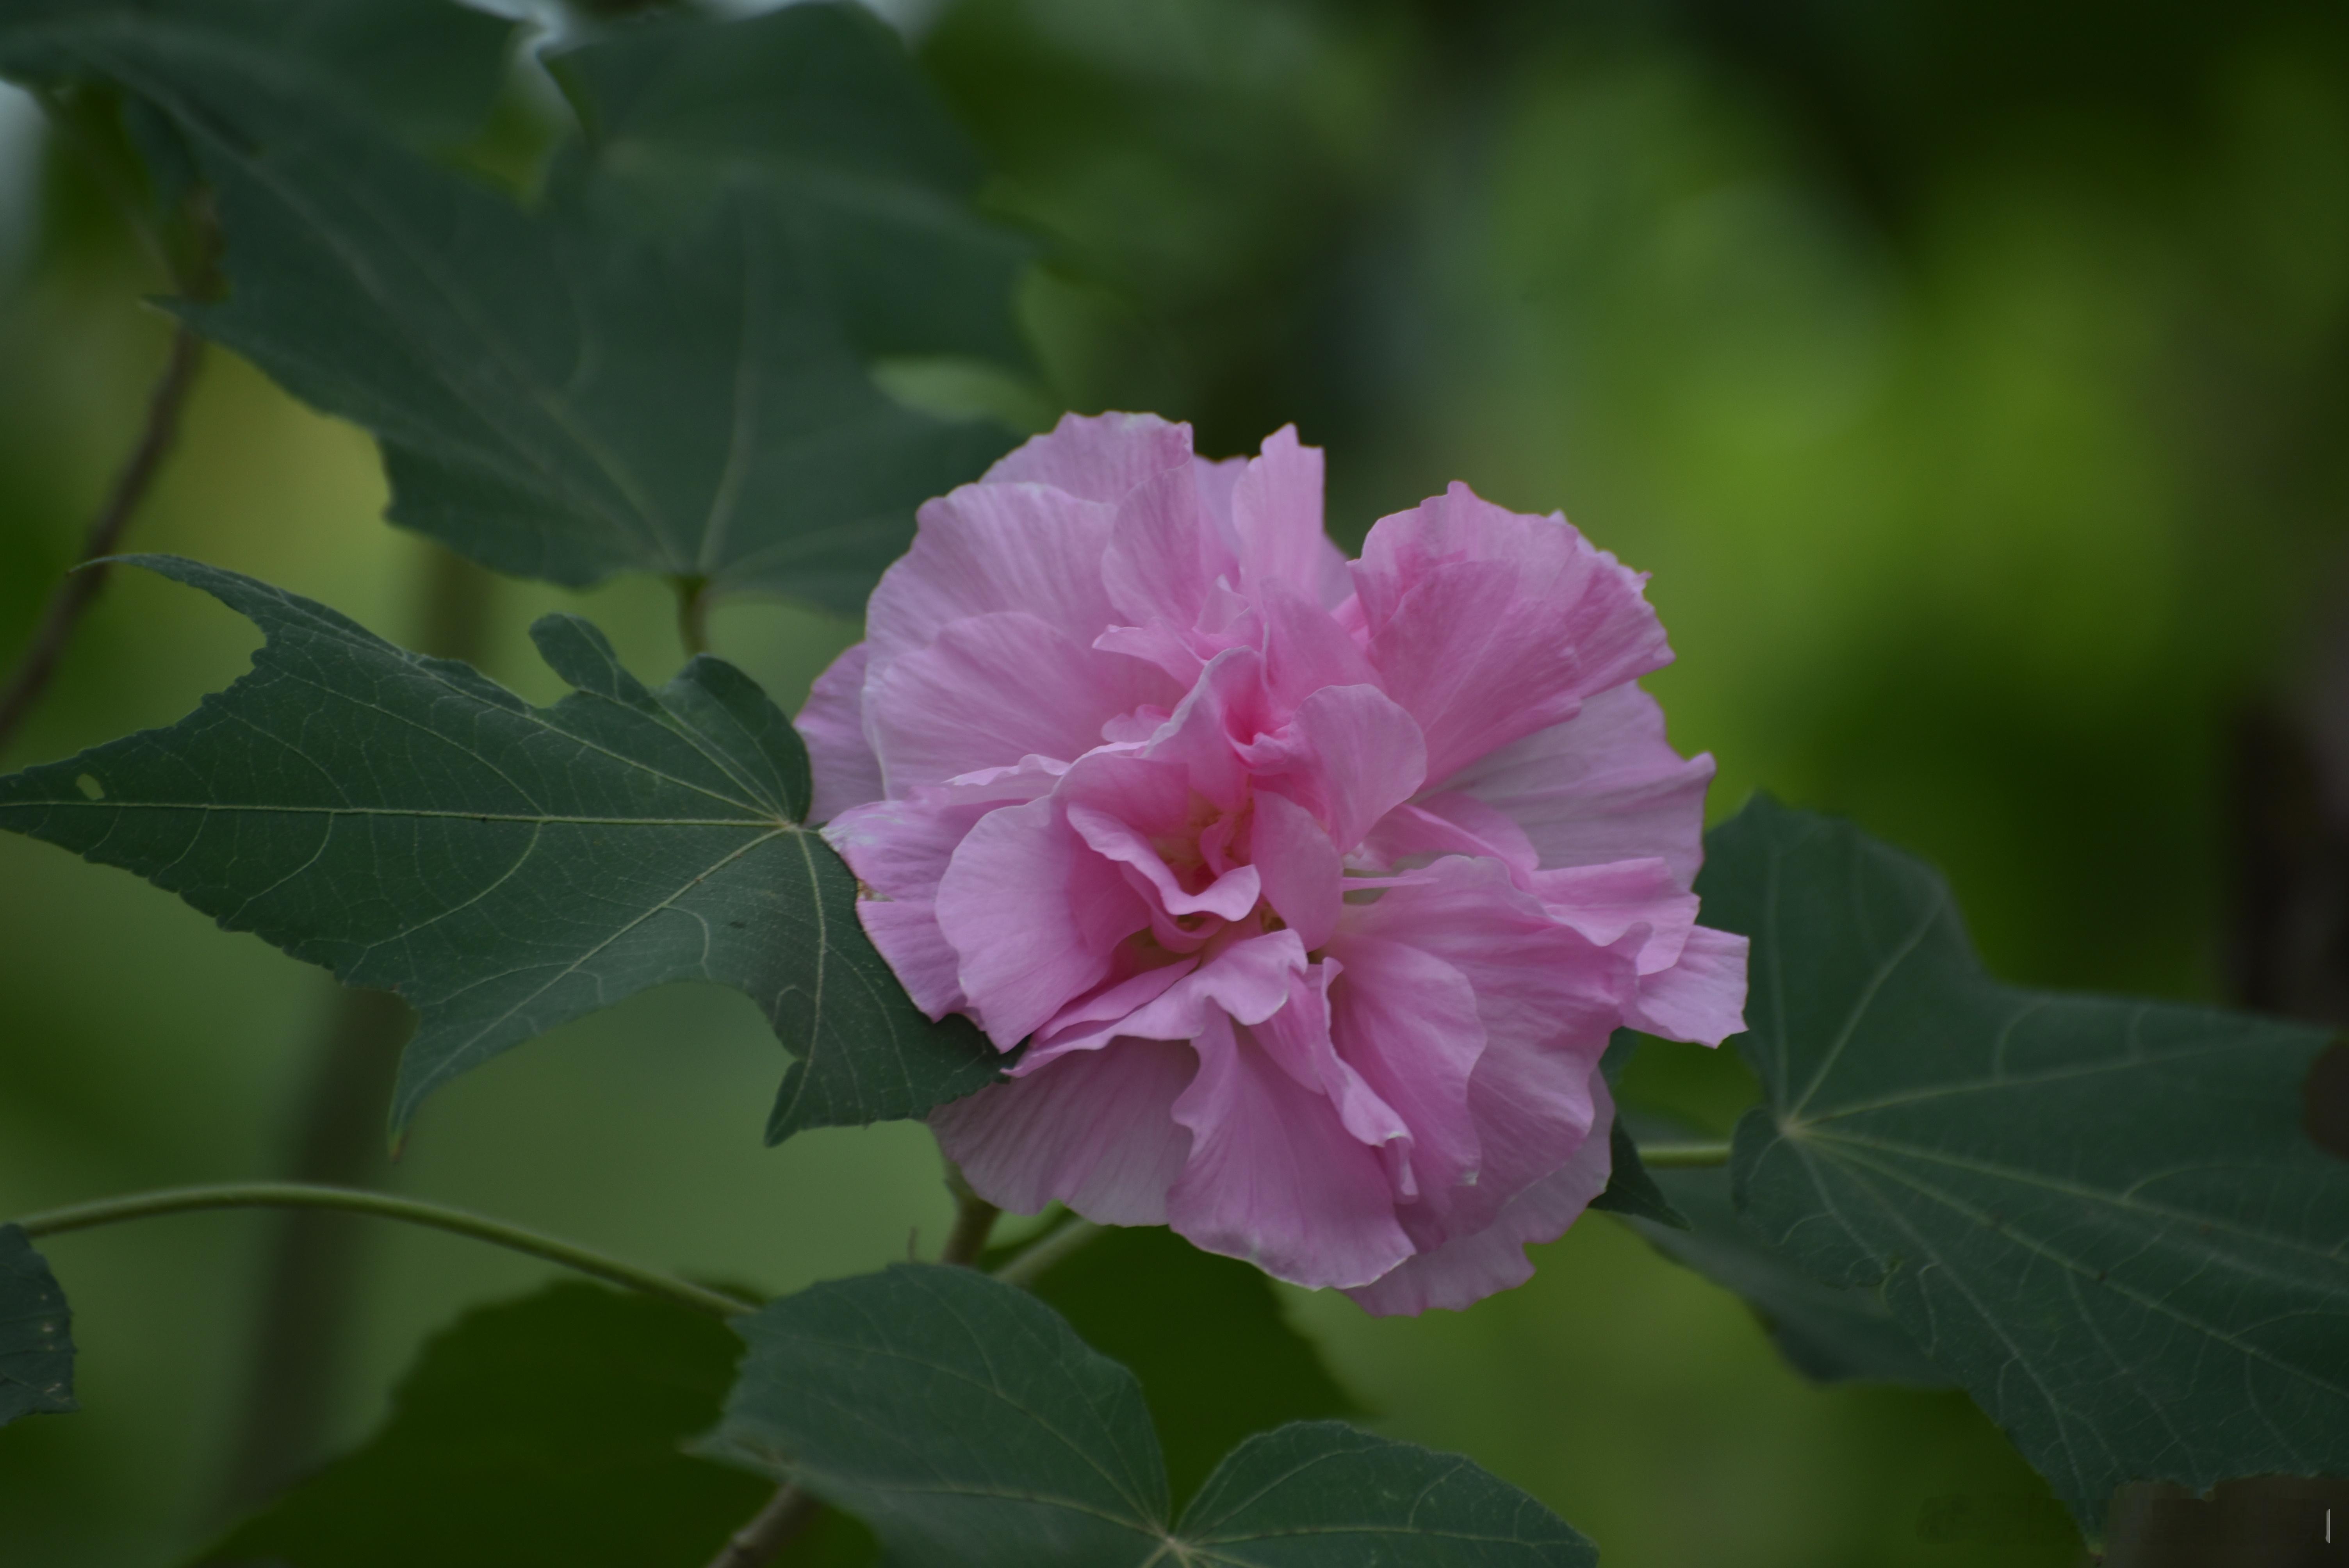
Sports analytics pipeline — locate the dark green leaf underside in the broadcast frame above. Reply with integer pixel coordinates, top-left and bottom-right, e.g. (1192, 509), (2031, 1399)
(1619, 1114), (1948, 1386)
(0, 0), (514, 150)
(1706, 796), (2349, 1520)
(1020, 1224), (1361, 1509)
(704, 1263), (1593, 1567)
(0, 1225), (75, 1424)
(0, 558), (1000, 1139)
(195, 1283), (766, 1567)
(12, 7), (1020, 610)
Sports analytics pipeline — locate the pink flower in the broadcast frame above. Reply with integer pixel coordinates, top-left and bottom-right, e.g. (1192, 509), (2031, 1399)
(807, 413), (1747, 1313)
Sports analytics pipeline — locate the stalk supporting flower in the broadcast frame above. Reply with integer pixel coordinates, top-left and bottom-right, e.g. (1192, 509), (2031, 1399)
(14, 1183), (753, 1320)
(811, 413), (1749, 1313)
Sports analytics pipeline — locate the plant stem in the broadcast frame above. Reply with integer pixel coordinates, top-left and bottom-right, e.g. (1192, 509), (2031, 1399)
(990, 1215), (1104, 1288)
(1639, 1140), (1733, 1168)
(703, 1484), (823, 1568)
(0, 321), (206, 759)
(13, 1183), (756, 1320)
(939, 1173), (1001, 1267)
(675, 574), (713, 659)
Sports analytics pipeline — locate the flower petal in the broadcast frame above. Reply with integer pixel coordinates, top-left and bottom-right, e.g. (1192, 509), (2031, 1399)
(866, 481), (1119, 675)
(1250, 789), (1342, 950)
(1324, 934), (1486, 1226)
(935, 795), (1150, 1047)
(1345, 1072), (1617, 1315)
(1255, 684), (1427, 850)
(984, 410), (1195, 504)
(1355, 483), (1671, 780)
(868, 611), (1177, 793)
(800, 642), (884, 825)
(855, 898), (969, 1021)
(1438, 682), (1715, 882)
(1168, 1013), (1415, 1289)
(1625, 923), (1750, 1045)
(934, 1037), (1198, 1225)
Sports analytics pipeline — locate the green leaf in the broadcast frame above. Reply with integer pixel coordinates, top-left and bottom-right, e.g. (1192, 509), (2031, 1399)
(1704, 795), (2349, 1521)
(194, 1282), (768, 1567)
(0, 558), (1000, 1139)
(550, 3), (1032, 370)
(1018, 1224), (1361, 1509)
(0, 0), (516, 151)
(12, 5), (1024, 610)
(0, 1225), (75, 1425)
(702, 1263), (1595, 1568)
(1617, 1115), (1949, 1387)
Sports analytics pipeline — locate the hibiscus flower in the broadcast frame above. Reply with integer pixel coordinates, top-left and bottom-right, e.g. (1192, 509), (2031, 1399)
(806, 413), (1746, 1313)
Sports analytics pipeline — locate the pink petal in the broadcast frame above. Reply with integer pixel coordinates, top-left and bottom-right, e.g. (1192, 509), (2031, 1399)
(1102, 463), (1235, 629)
(1253, 684), (1428, 850)
(933, 1037), (1198, 1225)
(1260, 581), (1379, 710)
(984, 411), (1195, 505)
(822, 759), (1059, 901)
(1230, 425), (1336, 600)
(1071, 804), (1264, 921)
(865, 481), (1119, 675)
(1529, 857), (1699, 973)
(1625, 923), (1750, 1045)
(855, 899), (969, 1020)
(1031, 958), (1200, 1054)
(1168, 1014), (1415, 1289)
(1249, 789), (1342, 950)
(800, 643), (884, 825)
(1346, 1072), (1617, 1315)
(1323, 933), (1486, 1226)
(1438, 682), (1714, 882)
(866, 611), (1176, 793)
(1030, 930), (1308, 1064)
(1355, 483), (1671, 781)
(1360, 794), (1540, 883)
(934, 796), (1150, 1047)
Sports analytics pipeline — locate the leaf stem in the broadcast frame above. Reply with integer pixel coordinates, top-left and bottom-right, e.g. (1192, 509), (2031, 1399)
(990, 1215), (1105, 1287)
(1639, 1140), (1733, 1168)
(675, 574), (713, 659)
(12, 1182), (756, 1320)
(939, 1170), (1001, 1267)
(0, 321), (207, 759)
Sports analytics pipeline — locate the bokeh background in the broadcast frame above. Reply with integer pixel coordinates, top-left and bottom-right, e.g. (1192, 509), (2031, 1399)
(4, 0), (2348, 1564)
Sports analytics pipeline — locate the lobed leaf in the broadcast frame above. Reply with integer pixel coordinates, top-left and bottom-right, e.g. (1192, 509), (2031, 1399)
(1018, 1224), (1362, 1509)
(5, 4), (1022, 610)
(194, 1283), (768, 1567)
(1617, 1115), (1949, 1387)
(1704, 796), (2349, 1523)
(0, 0), (515, 151)
(550, 3), (1032, 371)
(702, 1263), (1595, 1568)
(0, 1225), (75, 1425)
(0, 558), (1001, 1139)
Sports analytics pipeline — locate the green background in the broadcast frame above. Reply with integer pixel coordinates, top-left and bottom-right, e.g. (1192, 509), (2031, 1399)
(4, 0), (2346, 1564)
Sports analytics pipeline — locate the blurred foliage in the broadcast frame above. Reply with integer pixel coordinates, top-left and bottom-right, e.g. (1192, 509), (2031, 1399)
(2, 0), (2345, 1564)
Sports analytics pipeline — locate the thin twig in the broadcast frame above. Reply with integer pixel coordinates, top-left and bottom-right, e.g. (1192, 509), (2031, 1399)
(989, 1215), (1104, 1288)
(13, 1182), (757, 1320)
(702, 1484), (823, 1568)
(0, 322), (206, 759)
(1639, 1140), (1734, 1169)
(939, 1173), (1002, 1267)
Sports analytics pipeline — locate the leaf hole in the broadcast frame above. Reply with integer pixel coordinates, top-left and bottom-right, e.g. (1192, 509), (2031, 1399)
(74, 773), (104, 801)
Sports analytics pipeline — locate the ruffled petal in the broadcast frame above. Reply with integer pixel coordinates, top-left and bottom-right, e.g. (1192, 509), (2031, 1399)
(984, 410), (1195, 505)
(934, 796), (1150, 1047)
(1354, 483), (1671, 781)
(867, 611), (1178, 793)
(1255, 684), (1427, 850)
(1232, 424), (1343, 602)
(865, 482), (1119, 675)
(1168, 1014), (1415, 1289)
(800, 643), (884, 826)
(1028, 930), (1306, 1065)
(1249, 789), (1342, 950)
(1103, 463), (1235, 629)
(933, 1037), (1198, 1225)
(1625, 923), (1750, 1045)
(1346, 1073), (1616, 1315)
(1324, 934), (1486, 1224)
(855, 898), (969, 1020)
